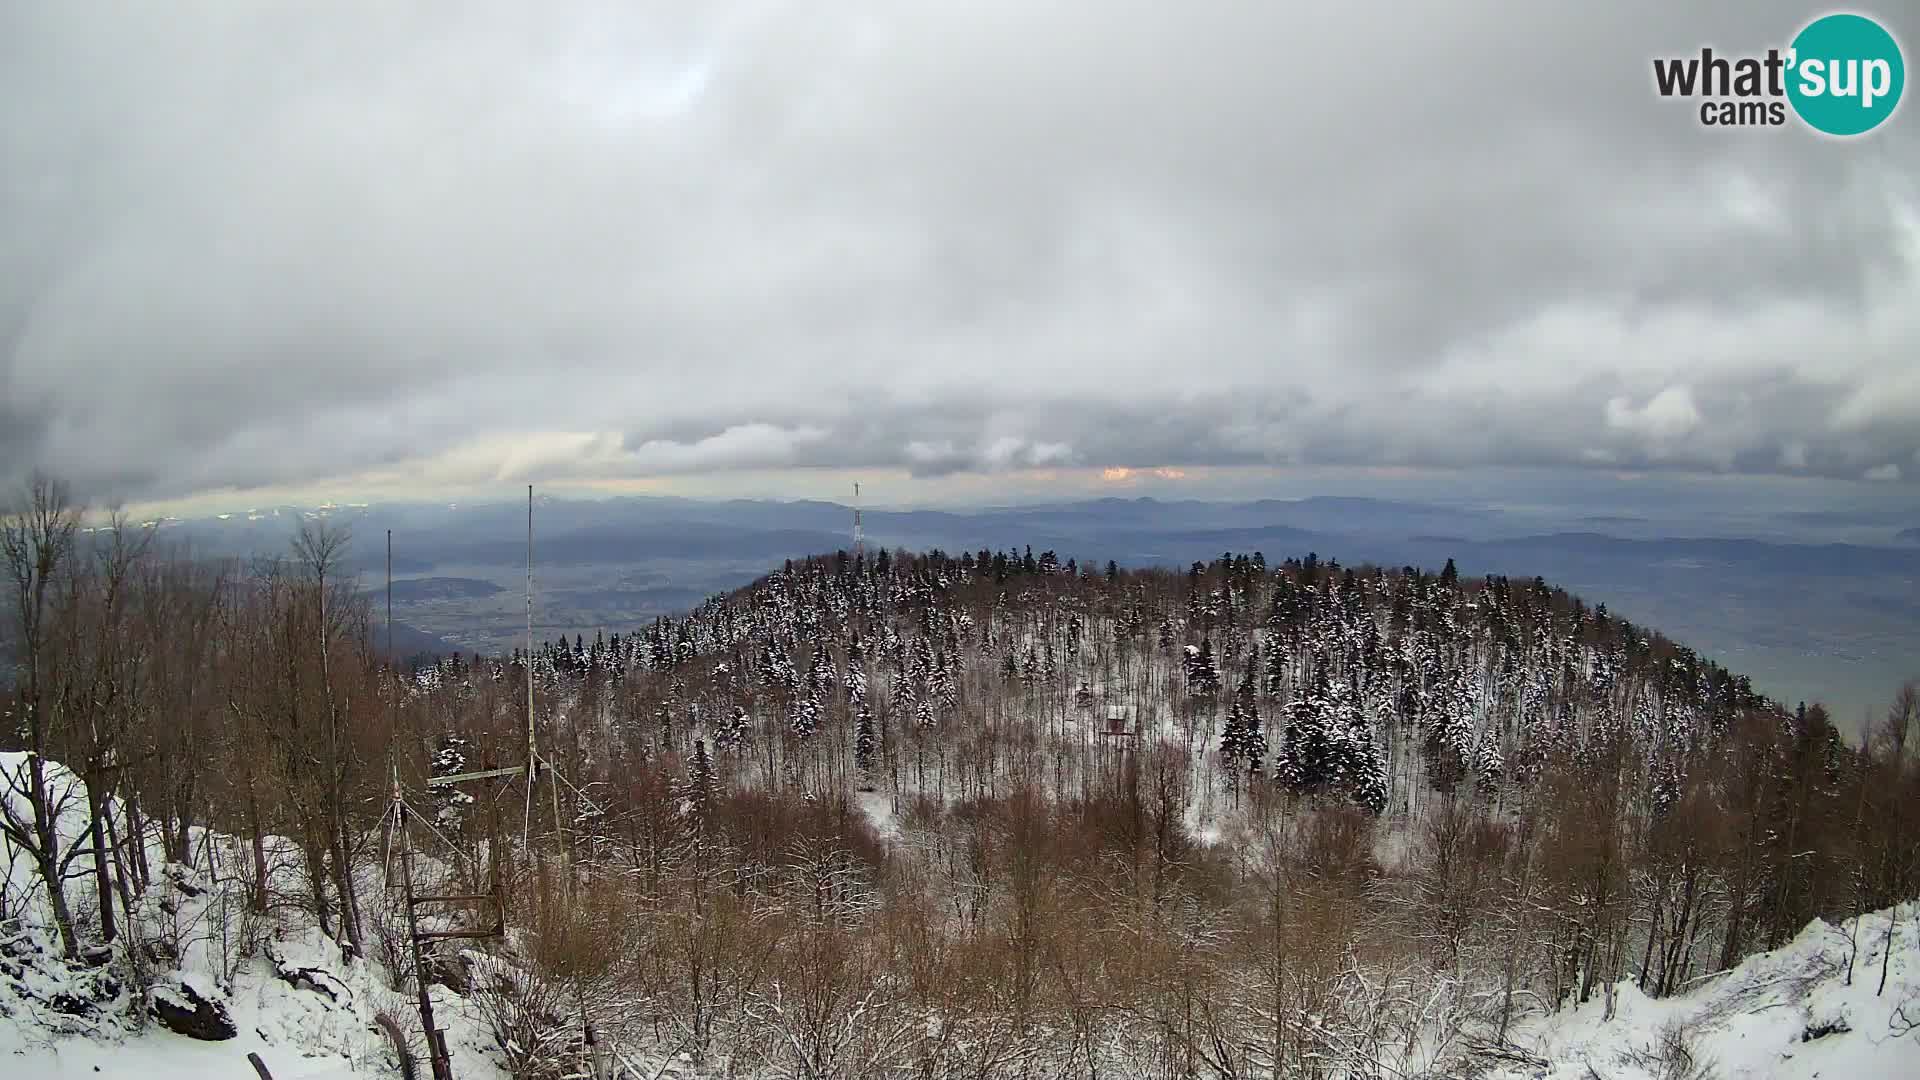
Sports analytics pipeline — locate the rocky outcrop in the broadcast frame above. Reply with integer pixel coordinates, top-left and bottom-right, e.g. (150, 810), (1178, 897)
(149, 978), (236, 1041)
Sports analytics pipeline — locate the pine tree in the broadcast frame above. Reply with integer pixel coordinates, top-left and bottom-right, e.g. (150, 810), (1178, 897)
(933, 652), (958, 710)
(811, 642), (837, 693)
(1263, 631), (1291, 697)
(430, 734), (477, 831)
(846, 661), (869, 709)
(716, 704), (750, 753)
(1221, 664), (1266, 778)
(1277, 683), (1336, 794)
(1185, 638), (1221, 698)
(789, 694), (817, 738)
(1332, 688), (1388, 813)
(1222, 696), (1249, 766)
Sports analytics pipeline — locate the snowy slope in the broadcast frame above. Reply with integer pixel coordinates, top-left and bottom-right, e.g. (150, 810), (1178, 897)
(1490, 903), (1920, 1080)
(1, 751), (503, 1079)
(9, 745), (1918, 1079)
(4, 930), (498, 1080)
(6, 935), (468, 1078)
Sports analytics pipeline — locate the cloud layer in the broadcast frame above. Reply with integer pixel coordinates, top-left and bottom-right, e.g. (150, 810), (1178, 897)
(3, 1), (1917, 502)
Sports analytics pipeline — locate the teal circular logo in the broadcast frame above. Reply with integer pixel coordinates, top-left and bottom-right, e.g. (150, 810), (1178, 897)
(1787, 14), (1904, 136)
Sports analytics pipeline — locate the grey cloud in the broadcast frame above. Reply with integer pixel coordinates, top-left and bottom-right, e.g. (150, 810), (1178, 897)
(2, 1), (1917, 504)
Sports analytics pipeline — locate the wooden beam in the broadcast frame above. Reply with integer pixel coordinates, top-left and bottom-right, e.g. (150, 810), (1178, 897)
(427, 764), (526, 786)
(417, 928), (502, 941)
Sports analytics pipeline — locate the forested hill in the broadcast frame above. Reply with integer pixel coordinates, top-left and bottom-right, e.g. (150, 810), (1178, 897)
(451, 545), (1788, 820)
(390, 543), (1911, 1054)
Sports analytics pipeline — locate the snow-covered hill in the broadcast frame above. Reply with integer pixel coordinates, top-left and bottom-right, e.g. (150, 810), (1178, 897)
(1487, 904), (1920, 1080)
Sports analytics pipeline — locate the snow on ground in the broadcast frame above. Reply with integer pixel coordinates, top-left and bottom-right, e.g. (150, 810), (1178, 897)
(2, 875), (505, 1080)
(2, 752), (94, 915)
(1491, 903), (1920, 1080)
(1, 751), (504, 1079)
(8, 750), (1919, 1078)
(856, 790), (901, 844)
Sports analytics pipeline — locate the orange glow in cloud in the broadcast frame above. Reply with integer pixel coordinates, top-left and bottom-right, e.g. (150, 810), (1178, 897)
(1101, 466), (1187, 483)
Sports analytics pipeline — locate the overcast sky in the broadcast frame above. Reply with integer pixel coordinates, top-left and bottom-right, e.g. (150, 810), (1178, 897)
(3, 2), (1917, 512)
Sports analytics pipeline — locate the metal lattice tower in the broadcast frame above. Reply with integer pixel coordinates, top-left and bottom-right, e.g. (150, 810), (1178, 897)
(852, 481), (865, 561)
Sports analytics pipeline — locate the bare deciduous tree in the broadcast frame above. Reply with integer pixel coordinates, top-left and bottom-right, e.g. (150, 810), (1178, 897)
(1, 474), (87, 957)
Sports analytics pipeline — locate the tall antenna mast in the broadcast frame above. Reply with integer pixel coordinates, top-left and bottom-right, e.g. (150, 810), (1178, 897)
(523, 483), (572, 907)
(852, 481), (865, 562)
(526, 484), (535, 785)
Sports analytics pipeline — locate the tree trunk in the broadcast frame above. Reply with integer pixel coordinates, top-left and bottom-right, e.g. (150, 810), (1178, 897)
(1879, 905), (1898, 997)
(248, 782), (269, 914)
(172, 768), (198, 867)
(1636, 890), (1663, 992)
(38, 848), (81, 958)
(303, 830), (334, 939)
(1659, 874), (1697, 998)
(103, 803), (138, 935)
(27, 756), (82, 958)
(329, 815), (364, 958)
(171, 799), (193, 867)
(86, 775), (117, 943)
(1577, 934), (1597, 1004)
(125, 796), (152, 889)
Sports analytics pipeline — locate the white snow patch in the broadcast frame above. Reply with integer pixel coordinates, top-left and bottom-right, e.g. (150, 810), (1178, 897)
(2, 752), (508, 1079)
(1489, 903), (1920, 1080)
(856, 790), (902, 843)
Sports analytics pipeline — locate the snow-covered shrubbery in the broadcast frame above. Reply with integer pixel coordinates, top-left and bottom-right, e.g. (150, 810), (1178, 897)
(1482, 904), (1920, 1080)
(0, 753), (497, 1078)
